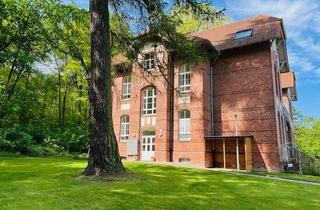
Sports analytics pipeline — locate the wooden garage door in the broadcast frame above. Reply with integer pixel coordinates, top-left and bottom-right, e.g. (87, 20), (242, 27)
(213, 138), (246, 170)
(213, 139), (224, 168)
(238, 139), (246, 170)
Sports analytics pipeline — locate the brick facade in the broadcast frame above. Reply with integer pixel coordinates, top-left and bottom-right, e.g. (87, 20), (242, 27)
(213, 42), (282, 171)
(111, 15), (297, 172)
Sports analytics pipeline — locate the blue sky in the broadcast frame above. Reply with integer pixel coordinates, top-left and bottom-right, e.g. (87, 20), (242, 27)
(63, 0), (320, 117)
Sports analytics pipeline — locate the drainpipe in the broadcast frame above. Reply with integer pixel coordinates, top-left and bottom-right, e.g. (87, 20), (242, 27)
(209, 53), (219, 136)
(210, 57), (218, 168)
(234, 114), (238, 136)
(234, 114), (240, 170)
(168, 53), (174, 162)
(210, 65), (215, 136)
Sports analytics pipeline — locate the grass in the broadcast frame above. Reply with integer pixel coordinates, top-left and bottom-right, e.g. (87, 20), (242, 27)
(0, 157), (319, 210)
(253, 172), (320, 183)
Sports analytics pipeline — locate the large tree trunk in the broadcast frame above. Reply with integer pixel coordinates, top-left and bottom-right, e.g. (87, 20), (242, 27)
(83, 0), (125, 176)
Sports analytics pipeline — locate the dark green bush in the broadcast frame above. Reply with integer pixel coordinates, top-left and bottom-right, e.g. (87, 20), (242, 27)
(0, 126), (33, 155)
(29, 145), (64, 157)
(0, 125), (89, 157)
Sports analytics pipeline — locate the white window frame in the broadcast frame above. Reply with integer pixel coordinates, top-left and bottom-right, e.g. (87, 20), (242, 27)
(179, 64), (191, 93)
(120, 115), (129, 141)
(142, 86), (156, 115)
(143, 52), (155, 71)
(122, 75), (131, 100)
(179, 110), (191, 141)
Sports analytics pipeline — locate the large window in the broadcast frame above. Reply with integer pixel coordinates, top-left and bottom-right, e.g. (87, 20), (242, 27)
(122, 75), (131, 99)
(142, 86), (156, 115)
(143, 52), (155, 71)
(179, 64), (191, 93)
(179, 110), (191, 140)
(120, 115), (129, 141)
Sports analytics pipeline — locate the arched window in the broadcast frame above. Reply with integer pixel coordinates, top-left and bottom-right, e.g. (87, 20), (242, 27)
(142, 86), (156, 115)
(122, 75), (131, 99)
(179, 64), (190, 93)
(120, 115), (129, 140)
(179, 110), (190, 140)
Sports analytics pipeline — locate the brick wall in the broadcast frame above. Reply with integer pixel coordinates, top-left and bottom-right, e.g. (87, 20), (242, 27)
(112, 41), (289, 172)
(172, 60), (211, 167)
(112, 50), (171, 162)
(213, 42), (282, 171)
(112, 50), (211, 166)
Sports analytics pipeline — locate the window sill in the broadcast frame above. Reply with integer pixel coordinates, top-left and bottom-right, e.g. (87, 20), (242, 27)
(179, 139), (191, 142)
(142, 114), (156, 117)
(120, 139), (128, 143)
(179, 91), (190, 96)
(144, 68), (155, 72)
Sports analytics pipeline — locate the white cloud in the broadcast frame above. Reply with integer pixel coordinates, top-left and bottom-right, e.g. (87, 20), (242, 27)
(227, 0), (319, 29)
(290, 32), (320, 56)
(226, 0), (320, 81)
(289, 53), (315, 73)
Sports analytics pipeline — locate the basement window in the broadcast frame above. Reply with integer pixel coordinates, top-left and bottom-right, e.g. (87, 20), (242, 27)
(234, 29), (252, 40)
(179, 157), (190, 163)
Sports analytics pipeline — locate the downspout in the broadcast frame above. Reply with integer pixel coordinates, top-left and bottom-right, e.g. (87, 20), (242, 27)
(210, 65), (214, 136)
(234, 114), (240, 170)
(210, 53), (219, 168)
(210, 54), (219, 136)
(168, 53), (175, 162)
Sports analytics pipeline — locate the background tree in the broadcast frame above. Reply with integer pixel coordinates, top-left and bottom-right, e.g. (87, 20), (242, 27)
(0, 0), (51, 120)
(294, 110), (320, 159)
(172, 4), (228, 34)
(0, 0), (92, 156)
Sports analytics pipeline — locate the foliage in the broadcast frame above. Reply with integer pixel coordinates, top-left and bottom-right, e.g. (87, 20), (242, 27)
(172, 4), (229, 34)
(0, 0), (227, 160)
(0, 125), (89, 156)
(0, 0), (95, 156)
(294, 109), (320, 159)
(0, 0), (51, 64)
(0, 126), (32, 155)
(0, 158), (320, 209)
(122, 4), (225, 65)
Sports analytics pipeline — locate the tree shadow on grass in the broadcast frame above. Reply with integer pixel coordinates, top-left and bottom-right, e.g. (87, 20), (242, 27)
(1, 159), (320, 209)
(77, 171), (144, 183)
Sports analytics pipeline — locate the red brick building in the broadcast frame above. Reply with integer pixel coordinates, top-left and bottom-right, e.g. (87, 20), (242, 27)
(111, 15), (297, 172)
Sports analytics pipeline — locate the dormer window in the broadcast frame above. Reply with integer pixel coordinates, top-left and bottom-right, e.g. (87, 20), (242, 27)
(234, 29), (252, 40)
(143, 52), (155, 71)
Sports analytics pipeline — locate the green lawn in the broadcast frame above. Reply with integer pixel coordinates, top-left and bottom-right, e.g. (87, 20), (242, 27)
(0, 158), (320, 210)
(253, 172), (320, 183)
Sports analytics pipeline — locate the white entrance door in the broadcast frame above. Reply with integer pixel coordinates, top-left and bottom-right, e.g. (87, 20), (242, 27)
(141, 133), (155, 161)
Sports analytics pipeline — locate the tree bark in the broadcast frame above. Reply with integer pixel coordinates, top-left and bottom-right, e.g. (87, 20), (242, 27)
(61, 79), (68, 126)
(83, 0), (125, 176)
(58, 69), (62, 126)
(73, 73), (83, 125)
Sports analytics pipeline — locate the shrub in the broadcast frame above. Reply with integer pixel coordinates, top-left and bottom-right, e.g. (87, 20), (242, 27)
(29, 145), (64, 157)
(0, 127), (33, 155)
(0, 125), (89, 156)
